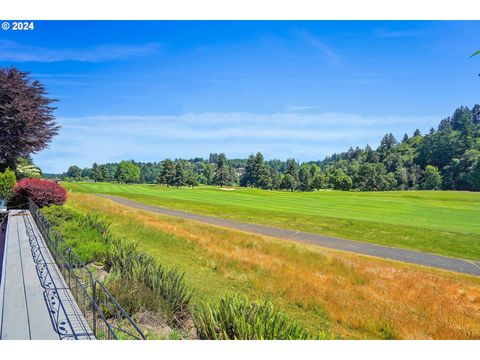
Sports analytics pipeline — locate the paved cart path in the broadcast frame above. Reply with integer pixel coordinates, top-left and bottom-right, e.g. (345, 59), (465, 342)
(98, 194), (480, 277)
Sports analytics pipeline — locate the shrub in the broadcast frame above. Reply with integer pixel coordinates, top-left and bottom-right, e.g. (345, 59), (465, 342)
(105, 278), (162, 315)
(42, 205), (108, 263)
(12, 178), (67, 207)
(106, 237), (192, 324)
(0, 169), (16, 203)
(15, 157), (42, 179)
(42, 205), (80, 226)
(193, 293), (311, 340)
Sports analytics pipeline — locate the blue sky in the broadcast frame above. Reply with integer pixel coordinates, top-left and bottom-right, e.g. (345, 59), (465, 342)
(1, 21), (479, 173)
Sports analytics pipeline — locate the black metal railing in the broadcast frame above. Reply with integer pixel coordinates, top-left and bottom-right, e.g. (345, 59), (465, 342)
(28, 199), (146, 340)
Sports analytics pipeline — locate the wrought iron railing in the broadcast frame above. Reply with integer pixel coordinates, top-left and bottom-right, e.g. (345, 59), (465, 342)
(28, 199), (146, 340)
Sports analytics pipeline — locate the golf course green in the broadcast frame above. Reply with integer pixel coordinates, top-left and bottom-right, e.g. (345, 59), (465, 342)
(63, 182), (480, 260)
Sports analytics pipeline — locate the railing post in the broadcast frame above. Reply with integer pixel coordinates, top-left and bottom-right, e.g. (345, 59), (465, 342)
(92, 278), (97, 338)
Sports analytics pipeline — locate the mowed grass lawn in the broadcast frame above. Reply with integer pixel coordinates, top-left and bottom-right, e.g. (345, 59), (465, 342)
(66, 192), (480, 339)
(64, 182), (480, 260)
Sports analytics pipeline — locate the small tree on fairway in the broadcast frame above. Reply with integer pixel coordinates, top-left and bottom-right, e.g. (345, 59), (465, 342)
(333, 170), (352, 191)
(298, 164), (312, 191)
(158, 159), (176, 186)
(281, 174), (297, 191)
(0, 68), (59, 171)
(115, 161), (140, 183)
(99, 165), (110, 181)
(91, 162), (102, 182)
(421, 165), (442, 190)
(284, 159), (299, 182)
(214, 153), (232, 187)
(66, 165), (82, 180)
(173, 162), (186, 188)
(270, 168), (281, 190)
(311, 173), (327, 191)
(185, 170), (198, 188)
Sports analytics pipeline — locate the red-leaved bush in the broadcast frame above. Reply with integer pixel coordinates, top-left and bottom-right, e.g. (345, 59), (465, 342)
(12, 178), (67, 208)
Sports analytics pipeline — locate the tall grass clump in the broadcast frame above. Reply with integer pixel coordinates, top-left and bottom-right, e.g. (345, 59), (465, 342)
(82, 213), (111, 235)
(193, 293), (312, 340)
(106, 237), (192, 323)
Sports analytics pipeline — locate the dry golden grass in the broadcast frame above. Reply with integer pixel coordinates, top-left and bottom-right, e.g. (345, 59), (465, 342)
(67, 192), (480, 339)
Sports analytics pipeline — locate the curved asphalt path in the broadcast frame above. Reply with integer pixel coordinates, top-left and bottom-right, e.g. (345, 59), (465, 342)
(97, 194), (480, 277)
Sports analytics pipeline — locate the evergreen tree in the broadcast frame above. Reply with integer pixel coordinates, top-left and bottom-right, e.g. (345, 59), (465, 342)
(202, 163), (216, 185)
(379, 133), (397, 160)
(99, 165), (110, 181)
(280, 174), (297, 191)
(214, 153), (232, 186)
(285, 159), (299, 181)
(241, 154), (258, 187)
(472, 104), (480, 124)
(91, 163), (102, 182)
(364, 145), (379, 163)
(173, 162), (186, 188)
(269, 167), (281, 190)
(158, 159), (176, 186)
(298, 164), (312, 191)
(358, 163), (388, 191)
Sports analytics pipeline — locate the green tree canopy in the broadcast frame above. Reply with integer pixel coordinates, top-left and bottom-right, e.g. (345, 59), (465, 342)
(115, 161), (140, 184)
(421, 165), (442, 190)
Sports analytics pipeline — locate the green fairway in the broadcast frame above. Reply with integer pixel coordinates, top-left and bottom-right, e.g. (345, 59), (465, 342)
(63, 182), (480, 260)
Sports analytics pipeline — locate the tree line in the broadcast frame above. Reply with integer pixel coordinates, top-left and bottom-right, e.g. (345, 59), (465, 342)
(60, 104), (480, 192)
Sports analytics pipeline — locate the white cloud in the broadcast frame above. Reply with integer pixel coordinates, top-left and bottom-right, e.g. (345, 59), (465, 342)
(295, 30), (339, 65)
(374, 28), (423, 39)
(0, 40), (160, 62)
(285, 105), (316, 111)
(34, 111), (440, 173)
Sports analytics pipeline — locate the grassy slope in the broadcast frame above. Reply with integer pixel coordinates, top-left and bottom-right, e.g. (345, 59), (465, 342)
(66, 192), (480, 339)
(64, 182), (480, 260)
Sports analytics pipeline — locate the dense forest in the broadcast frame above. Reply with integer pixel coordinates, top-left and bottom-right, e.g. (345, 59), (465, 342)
(57, 104), (480, 192)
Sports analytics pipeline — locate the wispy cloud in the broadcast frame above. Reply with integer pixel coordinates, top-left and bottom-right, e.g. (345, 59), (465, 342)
(33, 111), (440, 173)
(285, 105), (316, 112)
(0, 40), (160, 62)
(32, 73), (93, 78)
(374, 28), (423, 39)
(295, 30), (340, 65)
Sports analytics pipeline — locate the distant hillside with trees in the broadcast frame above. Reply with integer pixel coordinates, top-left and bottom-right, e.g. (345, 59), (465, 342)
(61, 104), (480, 192)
